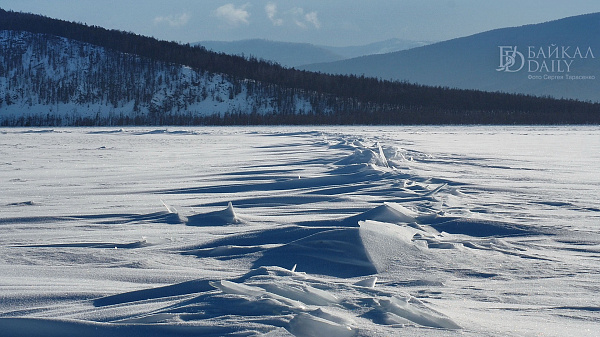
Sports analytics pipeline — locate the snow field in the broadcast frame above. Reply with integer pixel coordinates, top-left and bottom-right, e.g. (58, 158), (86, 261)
(1, 126), (599, 336)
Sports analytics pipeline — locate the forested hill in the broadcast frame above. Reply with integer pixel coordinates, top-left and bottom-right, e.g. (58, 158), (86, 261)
(1, 8), (599, 126)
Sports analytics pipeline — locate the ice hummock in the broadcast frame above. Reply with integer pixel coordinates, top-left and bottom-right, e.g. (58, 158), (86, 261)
(89, 265), (461, 336)
(164, 201), (244, 226)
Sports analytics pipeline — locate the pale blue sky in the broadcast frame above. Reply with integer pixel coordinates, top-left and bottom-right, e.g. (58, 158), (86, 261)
(3, 1), (600, 46)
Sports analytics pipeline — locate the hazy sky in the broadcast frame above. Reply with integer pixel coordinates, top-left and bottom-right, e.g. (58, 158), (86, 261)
(3, 1), (600, 46)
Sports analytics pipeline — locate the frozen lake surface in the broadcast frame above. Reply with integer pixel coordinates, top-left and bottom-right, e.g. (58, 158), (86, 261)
(1, 126), (599, 336)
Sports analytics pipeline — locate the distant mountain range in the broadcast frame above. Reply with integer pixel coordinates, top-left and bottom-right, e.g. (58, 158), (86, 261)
(1, 8), (598, 126)
(196, 38), (432, 68)
(300, 13), (600, 102)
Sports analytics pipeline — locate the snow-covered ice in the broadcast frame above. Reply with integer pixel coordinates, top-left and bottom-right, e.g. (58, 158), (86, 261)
(0, 126), (599, 336)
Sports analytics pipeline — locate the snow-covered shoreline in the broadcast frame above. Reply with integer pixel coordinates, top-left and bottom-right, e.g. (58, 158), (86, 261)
(1, 126), (598, 336)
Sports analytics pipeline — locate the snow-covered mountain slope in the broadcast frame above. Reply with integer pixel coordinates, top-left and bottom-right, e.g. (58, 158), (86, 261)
(2, 11), (599, 126)
(0, 31), (322, 125)
(302, 13), (600, 102)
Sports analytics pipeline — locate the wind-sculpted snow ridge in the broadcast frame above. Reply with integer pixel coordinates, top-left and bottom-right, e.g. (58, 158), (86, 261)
(1, 127), (598, 336)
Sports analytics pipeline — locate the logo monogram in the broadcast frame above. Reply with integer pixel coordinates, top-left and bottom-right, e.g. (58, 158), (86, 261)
(497, 46), (525, 72)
